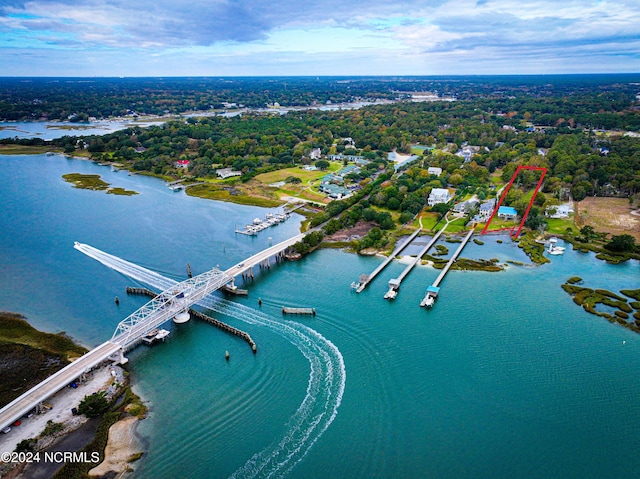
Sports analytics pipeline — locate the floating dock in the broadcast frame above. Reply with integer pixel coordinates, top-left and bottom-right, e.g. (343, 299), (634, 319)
(354, 227), (422, 293)
(421, 228), (474, 307)
(282, 306), (316, 316)
(221, 284), (249, 296)
(141, 328), (170, 345)
(384, 227), (446, 300)
(235, 211), (290, 236)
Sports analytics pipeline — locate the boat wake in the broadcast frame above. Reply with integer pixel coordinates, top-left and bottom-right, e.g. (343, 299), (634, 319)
(74, 242), (346, 478)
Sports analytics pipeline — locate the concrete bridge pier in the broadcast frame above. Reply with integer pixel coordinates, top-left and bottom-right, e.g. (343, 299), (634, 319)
(109, 346), (128, 365)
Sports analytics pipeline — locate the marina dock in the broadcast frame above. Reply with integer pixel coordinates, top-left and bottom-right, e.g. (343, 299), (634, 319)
(235, 211), (291, 236)
(421, 228), (475, 307)
(354, 227), (422, 293)
(384, 227), (446, 300)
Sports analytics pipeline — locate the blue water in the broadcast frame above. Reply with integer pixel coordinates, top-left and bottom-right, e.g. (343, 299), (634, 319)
(0, 120), (163, 140)
(1, 154), (640, 478)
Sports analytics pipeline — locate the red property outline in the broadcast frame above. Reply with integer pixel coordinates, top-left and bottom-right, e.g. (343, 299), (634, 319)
(481, 165), (547, 238)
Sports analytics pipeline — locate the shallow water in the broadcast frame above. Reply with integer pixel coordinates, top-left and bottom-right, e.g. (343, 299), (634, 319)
(1, 154), (639, 478)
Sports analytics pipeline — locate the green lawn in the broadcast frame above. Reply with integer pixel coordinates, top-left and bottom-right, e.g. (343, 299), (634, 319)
(415, 212), (441, 230)
(546, 216), (578, 235)
(444, 217), (469, 233)
(254, 162), (341, 184)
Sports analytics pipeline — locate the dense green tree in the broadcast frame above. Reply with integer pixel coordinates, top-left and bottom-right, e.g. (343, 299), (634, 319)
(605, 234), (637, 252)
(78, 391), (110, 418)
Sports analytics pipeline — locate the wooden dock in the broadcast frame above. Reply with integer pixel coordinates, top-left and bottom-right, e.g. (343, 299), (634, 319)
(421, 228), (475, 307)
(355, 227), (422, 293)
(282, 306), (316, 316)
(384, 226), (446, 300)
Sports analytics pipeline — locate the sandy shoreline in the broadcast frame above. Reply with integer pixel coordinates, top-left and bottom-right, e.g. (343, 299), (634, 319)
(0, 362), (146, 478)
(89, 416), (143, 477)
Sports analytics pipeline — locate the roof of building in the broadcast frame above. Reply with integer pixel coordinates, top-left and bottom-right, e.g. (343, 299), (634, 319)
(430, 188), (450, 196)
(498, 206), (518, 216)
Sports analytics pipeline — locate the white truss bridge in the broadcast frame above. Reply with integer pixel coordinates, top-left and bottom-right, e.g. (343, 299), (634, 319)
(0, 233), (305, 431)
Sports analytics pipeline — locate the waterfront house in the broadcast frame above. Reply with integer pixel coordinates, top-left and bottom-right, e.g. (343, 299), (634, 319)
(452, 199), (479, 214)
(497, 206), (518, 220)
(428, 188), (451, 206)
(175, 159), (190, 169)
(216, 167), (242, 179)
(479, 199), (496, 219)
(546, 204), (573, 218)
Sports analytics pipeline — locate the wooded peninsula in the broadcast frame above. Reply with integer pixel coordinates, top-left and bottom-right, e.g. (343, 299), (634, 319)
(1, 75), (639, 263)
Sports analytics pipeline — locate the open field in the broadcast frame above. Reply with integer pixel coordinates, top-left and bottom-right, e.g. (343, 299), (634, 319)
(546, 217), (578, 235)
(254, 162), (340, 185)
(575, 197), (640, 241)
(0, 145), (60, 155)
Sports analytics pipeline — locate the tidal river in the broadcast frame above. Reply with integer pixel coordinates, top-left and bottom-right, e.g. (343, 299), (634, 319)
(0, 154), (639, 478)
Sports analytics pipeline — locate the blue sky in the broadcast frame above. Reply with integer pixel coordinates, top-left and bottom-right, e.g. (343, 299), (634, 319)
(0, 0), (639, 76)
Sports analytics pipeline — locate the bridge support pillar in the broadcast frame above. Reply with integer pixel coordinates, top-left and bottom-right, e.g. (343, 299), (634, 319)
(109, 348), (128, 365)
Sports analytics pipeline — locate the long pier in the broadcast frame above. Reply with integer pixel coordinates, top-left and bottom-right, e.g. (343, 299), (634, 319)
(355, 227), (422, 293)
(384, 226), (446, 300)
(421, 228), (475, 307)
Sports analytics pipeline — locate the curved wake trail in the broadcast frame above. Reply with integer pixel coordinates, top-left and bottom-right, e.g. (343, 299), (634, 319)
(75, 243), (346, 478)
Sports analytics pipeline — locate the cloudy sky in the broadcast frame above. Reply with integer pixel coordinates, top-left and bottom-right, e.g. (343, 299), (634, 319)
(0, 0), (638, 76)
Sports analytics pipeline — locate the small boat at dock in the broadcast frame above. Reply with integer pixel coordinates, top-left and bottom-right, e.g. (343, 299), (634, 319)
(547, 237), (565, 255)
(142, 328), (170, 345)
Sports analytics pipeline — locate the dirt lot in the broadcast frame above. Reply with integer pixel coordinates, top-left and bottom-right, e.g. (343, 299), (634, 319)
(325, 221), (376, 241)
(575, 197), (640, 241)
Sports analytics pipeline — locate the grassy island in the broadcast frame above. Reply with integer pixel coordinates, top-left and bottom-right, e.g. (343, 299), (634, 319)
(516, 232), (550, 265)
(62, 173), (138, 196)
(560, 282), (640, 332)
(424, 254), (504, 272)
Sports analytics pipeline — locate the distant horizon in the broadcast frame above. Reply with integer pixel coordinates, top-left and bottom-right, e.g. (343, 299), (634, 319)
(1, 72), (639, 79)
(2, 0), (639, 77)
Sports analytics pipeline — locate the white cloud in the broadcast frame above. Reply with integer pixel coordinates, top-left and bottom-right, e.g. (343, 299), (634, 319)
(0, 0), (639, 74)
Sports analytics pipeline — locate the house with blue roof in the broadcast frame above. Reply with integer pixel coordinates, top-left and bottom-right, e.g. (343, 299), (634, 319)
(497, 206), (518, 220)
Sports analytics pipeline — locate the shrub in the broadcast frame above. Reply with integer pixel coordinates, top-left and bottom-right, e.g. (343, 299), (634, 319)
(41, 420), (64, 437)
(78, 391), (110, 418)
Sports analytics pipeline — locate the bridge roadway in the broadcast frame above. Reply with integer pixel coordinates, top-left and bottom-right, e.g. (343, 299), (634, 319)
(0, 341), (120, 432)
(0, 232), (308, 431)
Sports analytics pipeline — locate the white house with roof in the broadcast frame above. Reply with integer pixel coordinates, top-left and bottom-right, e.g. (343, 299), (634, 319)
(427, 167), (442, 177)
(478, 199), (496, 219)
(309, 148), (322, 160)
(216, 167), (242, 179)
(428, 188), (451, 206)
(546, 204), (574, 218)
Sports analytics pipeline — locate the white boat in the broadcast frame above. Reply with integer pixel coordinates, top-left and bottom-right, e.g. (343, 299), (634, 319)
(155, 329), (170, 341)
(384, 289), (398, 300)
(547, 237), (565, 255)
